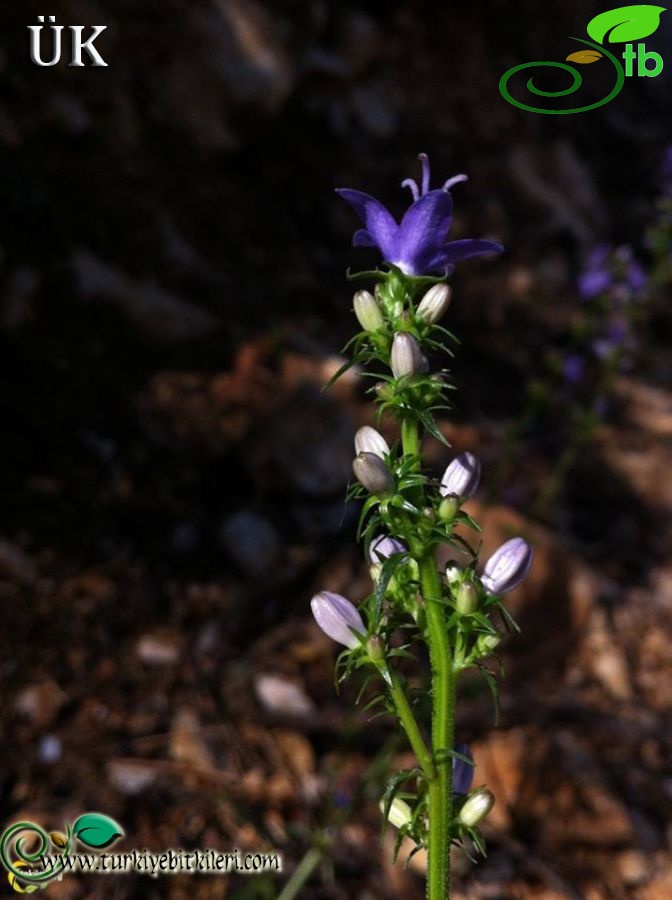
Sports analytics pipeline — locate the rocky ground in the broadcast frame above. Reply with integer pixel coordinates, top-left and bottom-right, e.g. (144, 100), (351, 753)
(1, 1), (672, 898)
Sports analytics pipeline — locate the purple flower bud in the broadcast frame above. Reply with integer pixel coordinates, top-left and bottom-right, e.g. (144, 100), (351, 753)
(390, 333), (425, 379)
(459, 788), (494, 827)
(453, 743), (474, 795)
(481, 537), (533, 595)
(354, 426), (390, 459)
(311, 591), (365, 649)
(353, 290), (384, 332)
(417, 283), (452, 324)
(369, 534), (407, 563)
(353, 452), (395, 496)
(440, 452), (481, 500)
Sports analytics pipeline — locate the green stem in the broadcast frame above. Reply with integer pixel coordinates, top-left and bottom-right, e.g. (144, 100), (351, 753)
(277, 846), (323, 900)
(400, 414), (456, 900)
(401, 417), (421, 461)
(421, 551), (455, 900)
(388, 670), (434, 779)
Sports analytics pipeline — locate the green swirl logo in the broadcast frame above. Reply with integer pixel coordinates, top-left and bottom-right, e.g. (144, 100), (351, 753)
(0, 814), (123, 893)
(499, 5), (666, 114)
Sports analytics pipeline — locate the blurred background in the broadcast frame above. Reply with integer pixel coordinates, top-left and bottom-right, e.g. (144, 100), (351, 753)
(1, 0), (671, 897)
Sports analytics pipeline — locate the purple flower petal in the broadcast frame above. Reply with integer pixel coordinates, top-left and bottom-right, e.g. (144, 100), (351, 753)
(336, 189), (398, 261)
(353, 229), (376, 247)
(392, 189), (453, 275)
(427, 239), (503, 272)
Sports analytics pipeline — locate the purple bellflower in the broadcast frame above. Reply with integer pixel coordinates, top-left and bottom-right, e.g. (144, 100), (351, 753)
(337, 154), (503, 277)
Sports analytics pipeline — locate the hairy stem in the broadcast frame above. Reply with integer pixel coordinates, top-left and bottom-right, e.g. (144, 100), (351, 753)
(421, 551), (455, 900)
(388, 671), (434, 779)
(400, 415), (456, 900)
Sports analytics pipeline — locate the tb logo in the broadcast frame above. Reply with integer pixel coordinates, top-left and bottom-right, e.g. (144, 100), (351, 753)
(28, 15), (108, 67)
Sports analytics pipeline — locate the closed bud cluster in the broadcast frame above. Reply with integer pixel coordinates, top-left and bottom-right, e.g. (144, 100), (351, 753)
(375, 381), (395, 402)
(416, 283), (452, 324)
(440, 452), (481, 500)
(353, 290), (384, 332)
(458, 789), (495, 827)
(353, 452), (395, 496)
(481, 537), (533, 595)
(311, 591), (365, 649)
(456, 582), (478, 616)
(445, 564), (462, 586)
(438, 496), (459, 523)
(476, 633), (502, 656)
(354, 425), (390, 459)
(390, 333), (426, 379)
(367, 634), (385, 664)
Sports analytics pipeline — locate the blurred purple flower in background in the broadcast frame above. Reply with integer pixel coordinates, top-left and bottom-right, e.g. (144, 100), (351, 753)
(578, 244), (647, 302)
(578, 244), (613, 300)
(337, 154), (502, 276)
(562, 354), (585, 385)
(592, 320), (628, 359)
(452, 743), (474, 795)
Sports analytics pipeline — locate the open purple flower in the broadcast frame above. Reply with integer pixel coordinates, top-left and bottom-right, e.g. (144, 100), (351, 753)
(337, 154), (503, 277)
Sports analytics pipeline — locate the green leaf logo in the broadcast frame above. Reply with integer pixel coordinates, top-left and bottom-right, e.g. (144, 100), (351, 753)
(587, 5), (666, 43)
(72, 814), (124, 849)
(566, 49), (604, 63)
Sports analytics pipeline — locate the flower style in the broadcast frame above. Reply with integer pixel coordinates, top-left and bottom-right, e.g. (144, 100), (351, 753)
(337, 153), (503, 276)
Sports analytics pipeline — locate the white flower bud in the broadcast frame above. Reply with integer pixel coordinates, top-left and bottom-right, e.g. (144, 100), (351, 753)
(459, 789), (495, 827)
(353, 290), (384, 332)
(456, 582), (478, 616)
(417, 283), (452, 324)
(440, 452), (481, 500)
(390, 333), (425, 378)
(379, 796), (412, 830)
(354, 426), (390, 459)
(352, 452), (394, 496)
